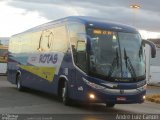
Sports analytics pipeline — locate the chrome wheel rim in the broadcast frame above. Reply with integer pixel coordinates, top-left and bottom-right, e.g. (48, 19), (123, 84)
(62, 87), (66, 102)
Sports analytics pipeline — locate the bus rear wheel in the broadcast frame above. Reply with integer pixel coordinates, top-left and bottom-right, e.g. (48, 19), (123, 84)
(61, 81), (71, 105)
(16, 74), (23, 91)
(105, 103), (115, 108)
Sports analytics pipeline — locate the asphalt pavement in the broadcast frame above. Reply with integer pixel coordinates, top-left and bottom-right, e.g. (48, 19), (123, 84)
(0, 76), (160, 120)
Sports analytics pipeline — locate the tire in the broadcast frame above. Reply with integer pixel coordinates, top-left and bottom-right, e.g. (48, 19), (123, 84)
(62, 81), (71, 105)
(106, 103), (115, 108)
(16, 74), (23, 91)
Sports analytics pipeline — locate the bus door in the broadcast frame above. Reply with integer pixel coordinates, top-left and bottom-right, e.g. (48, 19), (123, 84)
(73, 35), (88, 99)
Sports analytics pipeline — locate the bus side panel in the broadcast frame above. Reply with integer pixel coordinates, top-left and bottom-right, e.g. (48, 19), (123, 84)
(17, 51), (76, 96)
(13, 52), (65, 95)
(20, 68), (59, 95)
(7, 55), (19, 84)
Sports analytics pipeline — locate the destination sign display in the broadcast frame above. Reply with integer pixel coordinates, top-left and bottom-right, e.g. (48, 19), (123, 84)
(93, 29), (113, 35)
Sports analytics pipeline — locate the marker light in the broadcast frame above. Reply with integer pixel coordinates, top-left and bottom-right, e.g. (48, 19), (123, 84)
(130, 4), (141, 9)
(89, 93), (95, 99)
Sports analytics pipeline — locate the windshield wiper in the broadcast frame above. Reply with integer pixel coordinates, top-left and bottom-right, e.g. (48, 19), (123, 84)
(138, 43), (143, 61)
(124, 48), (137, 81)
(107, 48), (119, 79)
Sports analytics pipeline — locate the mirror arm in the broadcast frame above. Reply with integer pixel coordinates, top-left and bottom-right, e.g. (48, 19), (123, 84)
(142, 39), (156, 58)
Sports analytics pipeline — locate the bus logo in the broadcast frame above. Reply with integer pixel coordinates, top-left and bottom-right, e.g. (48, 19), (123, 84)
(39, 54), (58, 64)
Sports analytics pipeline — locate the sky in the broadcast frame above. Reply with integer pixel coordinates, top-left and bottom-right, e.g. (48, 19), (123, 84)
(0, 0), (160, 39)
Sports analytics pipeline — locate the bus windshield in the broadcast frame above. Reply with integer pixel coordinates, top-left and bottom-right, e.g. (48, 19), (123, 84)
(87, 28), (145, 82)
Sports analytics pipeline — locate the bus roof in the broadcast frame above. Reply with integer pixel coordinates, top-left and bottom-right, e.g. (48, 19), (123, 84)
(13, 16), (138, 36)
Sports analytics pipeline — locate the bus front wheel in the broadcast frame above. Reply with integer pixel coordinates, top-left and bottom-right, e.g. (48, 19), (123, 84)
(16, 74), (23, 91)
(62, 81), (71, 105)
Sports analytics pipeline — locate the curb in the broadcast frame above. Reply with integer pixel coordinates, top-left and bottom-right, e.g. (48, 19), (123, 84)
(148, 82), (160, 87)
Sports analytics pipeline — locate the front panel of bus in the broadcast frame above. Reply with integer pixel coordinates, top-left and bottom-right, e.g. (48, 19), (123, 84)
(69, 23), (146, 104)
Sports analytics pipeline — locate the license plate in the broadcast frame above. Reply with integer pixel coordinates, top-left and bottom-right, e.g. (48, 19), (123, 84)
(117, 97), (126, 101)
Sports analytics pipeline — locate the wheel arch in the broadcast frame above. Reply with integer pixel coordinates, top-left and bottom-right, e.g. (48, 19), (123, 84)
(16, 70), (21, 83)
(57, 75), (68, 97)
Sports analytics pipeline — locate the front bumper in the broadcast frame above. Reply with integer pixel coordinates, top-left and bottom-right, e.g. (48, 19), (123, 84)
(86, 89), (146, 104)
(83, 78), (146, 104)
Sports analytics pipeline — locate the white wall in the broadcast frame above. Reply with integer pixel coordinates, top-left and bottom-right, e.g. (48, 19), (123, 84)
(150, 48), (160, 83)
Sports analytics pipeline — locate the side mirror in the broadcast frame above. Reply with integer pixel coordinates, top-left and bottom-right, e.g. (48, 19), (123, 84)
(142, 39), (156, 58)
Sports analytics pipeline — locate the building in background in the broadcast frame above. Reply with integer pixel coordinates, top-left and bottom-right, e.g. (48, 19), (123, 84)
(0, 37), (9, 74)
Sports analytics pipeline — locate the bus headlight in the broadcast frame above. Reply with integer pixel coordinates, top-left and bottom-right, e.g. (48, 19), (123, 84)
(89, 93), (95, 99)
(143, 95), (146, 100)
